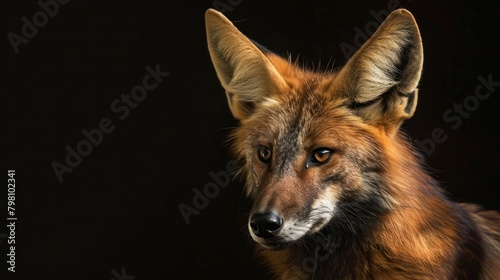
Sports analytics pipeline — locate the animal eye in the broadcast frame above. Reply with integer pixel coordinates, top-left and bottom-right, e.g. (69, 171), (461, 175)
(312, 148), (332, 163)
(258, 145), (272, 163)
(306, 148), (333, 168)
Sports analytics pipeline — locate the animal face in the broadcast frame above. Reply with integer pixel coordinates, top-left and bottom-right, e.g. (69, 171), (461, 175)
(231, 81), (390, 249)
(205, 8), (423, 249)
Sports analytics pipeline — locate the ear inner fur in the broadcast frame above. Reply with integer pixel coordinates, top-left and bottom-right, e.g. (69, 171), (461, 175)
(205, 9), (288, 120)
(331, 9), (424, 133)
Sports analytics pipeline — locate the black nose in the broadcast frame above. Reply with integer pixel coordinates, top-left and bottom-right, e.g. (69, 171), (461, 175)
(249, 212), (283, 239)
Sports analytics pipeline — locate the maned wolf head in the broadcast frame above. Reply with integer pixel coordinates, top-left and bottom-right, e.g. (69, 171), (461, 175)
(205, 8), (423, 249)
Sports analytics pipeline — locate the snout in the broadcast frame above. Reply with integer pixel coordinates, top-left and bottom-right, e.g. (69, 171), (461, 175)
(247, 197), (337, 249)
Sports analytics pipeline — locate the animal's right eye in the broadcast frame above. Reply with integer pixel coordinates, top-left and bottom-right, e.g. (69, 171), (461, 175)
(258, 145), (272, 163)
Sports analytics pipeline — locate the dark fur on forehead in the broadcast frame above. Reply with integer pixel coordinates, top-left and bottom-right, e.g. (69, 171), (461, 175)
(250, 78), (337, 170)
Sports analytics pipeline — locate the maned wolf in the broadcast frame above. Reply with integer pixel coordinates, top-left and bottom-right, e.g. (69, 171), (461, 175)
(205, 7), (500, 279)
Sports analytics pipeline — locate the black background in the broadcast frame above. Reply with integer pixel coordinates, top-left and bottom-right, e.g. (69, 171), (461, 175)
(3, 0), (500, 279)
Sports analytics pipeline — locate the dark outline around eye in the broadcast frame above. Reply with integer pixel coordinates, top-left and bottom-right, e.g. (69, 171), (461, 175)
(258, 145), (272, 163)
(306, 148), (333, 168)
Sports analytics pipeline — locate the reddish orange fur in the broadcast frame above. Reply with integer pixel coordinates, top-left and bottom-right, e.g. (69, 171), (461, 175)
(205, 7), (500, 279)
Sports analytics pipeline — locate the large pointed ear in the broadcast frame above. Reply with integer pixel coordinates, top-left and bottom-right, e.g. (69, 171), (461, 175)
(205, 8), (288, 120)
(333, 8), (424, 134)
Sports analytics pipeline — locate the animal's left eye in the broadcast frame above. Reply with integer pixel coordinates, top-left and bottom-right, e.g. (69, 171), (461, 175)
(258, 145), (272, 163)
(306, 148), (333, 168)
